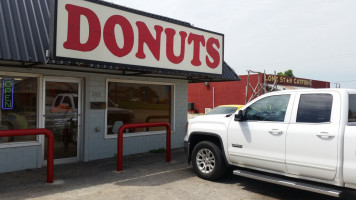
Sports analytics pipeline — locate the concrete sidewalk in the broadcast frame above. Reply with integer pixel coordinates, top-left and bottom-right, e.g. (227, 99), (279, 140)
(1, 148), (354, 200)
(0, 148), (192, 200)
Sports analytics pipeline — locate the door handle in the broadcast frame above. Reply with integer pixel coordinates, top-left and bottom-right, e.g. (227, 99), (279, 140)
(316, 132), (335, 138)
(269, 129), (284, 135)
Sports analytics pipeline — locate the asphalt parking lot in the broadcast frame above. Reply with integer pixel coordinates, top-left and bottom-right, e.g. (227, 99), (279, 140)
(1, 148), (355, 200)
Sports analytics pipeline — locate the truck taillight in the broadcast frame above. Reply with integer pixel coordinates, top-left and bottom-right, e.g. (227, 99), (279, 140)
(186, 122), (189, 132)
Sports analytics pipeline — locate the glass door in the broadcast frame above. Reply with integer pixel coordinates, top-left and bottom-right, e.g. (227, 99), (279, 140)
(43, 78), (81, 163)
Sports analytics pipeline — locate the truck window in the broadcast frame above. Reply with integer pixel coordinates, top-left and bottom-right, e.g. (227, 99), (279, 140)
(54, 96), (62, 107)
(349, 94), (356, 123)
(62, 96), (72, 108)
(244, 94), (290, 122)
(297, 94), (332, 123)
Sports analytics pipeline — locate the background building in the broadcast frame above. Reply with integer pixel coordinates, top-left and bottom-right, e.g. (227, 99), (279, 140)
(188, 73), (330, 114)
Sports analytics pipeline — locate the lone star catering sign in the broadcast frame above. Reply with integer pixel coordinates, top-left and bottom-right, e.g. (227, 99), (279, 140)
(52, 0), (224, 74)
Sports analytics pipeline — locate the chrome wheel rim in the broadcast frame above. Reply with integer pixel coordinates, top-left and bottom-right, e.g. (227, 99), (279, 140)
(196, 148), (215, 174)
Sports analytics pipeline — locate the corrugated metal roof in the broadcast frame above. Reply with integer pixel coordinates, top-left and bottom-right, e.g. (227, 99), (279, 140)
(0, 0), (240, 82)
(0, 0), (50, 63)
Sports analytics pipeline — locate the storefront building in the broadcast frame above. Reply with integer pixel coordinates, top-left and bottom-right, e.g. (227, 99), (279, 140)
(189, 74), (330, 114)
(0, 0), (239, 173)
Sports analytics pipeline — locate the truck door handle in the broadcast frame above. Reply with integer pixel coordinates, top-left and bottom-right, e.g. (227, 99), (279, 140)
(269, 129), (284, 135)
(316, 132), (335, 138)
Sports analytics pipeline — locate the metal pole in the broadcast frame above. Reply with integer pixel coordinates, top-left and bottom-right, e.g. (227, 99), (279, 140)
(245, 70), (250, 104)
(263, 70), (266, 94)
(117, 122), (171, 171)
(165, 123), (171, 162)
(0, 129), (54, 183)
(213, 87), (215, 108)
(117, 126), (124, 171)
(45, 130), (54, 183)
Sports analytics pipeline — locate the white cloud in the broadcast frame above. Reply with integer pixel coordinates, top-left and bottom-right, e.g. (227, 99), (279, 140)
(109, 0), (356, 88)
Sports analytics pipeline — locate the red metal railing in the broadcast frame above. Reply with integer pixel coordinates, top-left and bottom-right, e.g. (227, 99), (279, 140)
(0, 129), (54, 183)
(117, 122), (171, 171)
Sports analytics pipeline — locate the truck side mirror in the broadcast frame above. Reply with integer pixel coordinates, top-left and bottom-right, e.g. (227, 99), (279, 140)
(235, 110), (245, 121)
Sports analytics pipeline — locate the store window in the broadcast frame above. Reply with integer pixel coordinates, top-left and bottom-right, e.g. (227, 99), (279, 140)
(0, 77), (38, 143)
(107, 80), (172, 135)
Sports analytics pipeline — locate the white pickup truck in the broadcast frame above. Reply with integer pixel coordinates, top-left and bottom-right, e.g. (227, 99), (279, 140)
(185, 88), (356, 197)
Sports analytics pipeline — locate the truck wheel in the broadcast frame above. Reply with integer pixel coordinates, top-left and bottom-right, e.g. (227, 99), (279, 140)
(192, 141), (227, 180)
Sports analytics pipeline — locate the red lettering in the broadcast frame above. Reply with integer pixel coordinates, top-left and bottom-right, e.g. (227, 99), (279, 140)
(188, 33), (205, 66)
(63, 4), (101, 52)
(135, 22), (163, 61)
(165, 29), (187, 64)
(103, 15), (134, 57)
(61, 4), (222, 70)
(205, 38), (220, 69)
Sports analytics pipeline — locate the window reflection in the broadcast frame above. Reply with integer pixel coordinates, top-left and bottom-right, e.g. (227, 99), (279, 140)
(107, 82), (172, 134)
(297, 94), (332, 123)
(245, 95), (290, 122)
(348, 94), (356, 123)
(44, 82), (79, 159)
(0, 77), (37, 143)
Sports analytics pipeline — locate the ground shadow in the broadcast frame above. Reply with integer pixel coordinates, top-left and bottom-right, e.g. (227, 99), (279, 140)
(217, 174), (355, 200)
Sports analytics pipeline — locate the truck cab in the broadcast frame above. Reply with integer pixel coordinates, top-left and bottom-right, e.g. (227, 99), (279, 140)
(51, 93), (78, 113)
(185, 89), (356, 196)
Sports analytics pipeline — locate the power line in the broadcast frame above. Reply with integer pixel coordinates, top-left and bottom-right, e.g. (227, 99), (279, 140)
(336, 80), (356, 83)
(238, 52), (356, 67)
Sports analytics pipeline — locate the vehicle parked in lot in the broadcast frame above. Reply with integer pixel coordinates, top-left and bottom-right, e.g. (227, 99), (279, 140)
(185, 88), (356, 197)
(206, 105), (244, 115)
(50, 94), (135, 135)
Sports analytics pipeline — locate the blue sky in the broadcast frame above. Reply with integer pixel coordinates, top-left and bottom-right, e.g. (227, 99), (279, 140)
(108, 0), (356, 88)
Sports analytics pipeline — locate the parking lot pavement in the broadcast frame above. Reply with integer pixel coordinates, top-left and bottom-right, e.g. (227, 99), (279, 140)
(1, 148), (356, 200)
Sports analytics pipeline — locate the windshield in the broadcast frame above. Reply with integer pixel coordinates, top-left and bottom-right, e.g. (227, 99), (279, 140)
(349, 94), (356, 122)
(207, 107), (238, 115)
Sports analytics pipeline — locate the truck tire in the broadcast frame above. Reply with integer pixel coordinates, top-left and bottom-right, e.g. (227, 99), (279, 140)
(192, 141), (227, 180)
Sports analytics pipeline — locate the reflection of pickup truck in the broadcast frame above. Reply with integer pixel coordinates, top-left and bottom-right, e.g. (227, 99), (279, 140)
(106, 99), (135, 134)
(49, 93), (79, 143)
(185, 89), (356, 197)
(51, 94), (134, 121)
(50, 94), (134, 136)
(51, 93), (78, 113)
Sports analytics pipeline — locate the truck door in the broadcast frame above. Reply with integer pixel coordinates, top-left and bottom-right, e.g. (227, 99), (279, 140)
(344, 93), (356, 188)
(227, 93), (294, 172)
(286, 92), (340, 181)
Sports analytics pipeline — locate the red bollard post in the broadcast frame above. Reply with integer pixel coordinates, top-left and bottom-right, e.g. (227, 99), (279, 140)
(117, 122), (171, 172)
(117, 126), (124, 171)
(45, 129), (54, 183)
(165, 124), (171, 162)
(0, 129), (54, 183)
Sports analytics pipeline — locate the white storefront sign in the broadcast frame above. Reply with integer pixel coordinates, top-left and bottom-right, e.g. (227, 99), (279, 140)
(54, 0), (224, 74)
